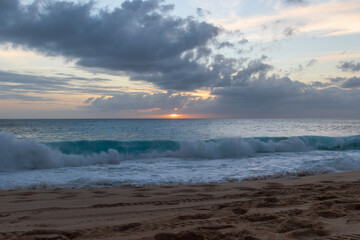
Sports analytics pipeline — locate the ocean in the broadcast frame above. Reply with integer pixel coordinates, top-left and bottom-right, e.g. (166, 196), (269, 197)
(1, 119), (360, 189)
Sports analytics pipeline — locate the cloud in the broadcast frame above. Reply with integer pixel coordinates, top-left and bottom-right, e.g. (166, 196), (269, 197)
(83, 97), (94, 104)
(0, 0), (243, 91)
(0, 70), (109, 88)
(77, 51), (360, 118)
(196, 8), (210, 17)
(229, 58), (273, 86)
(327, 77), (346, 83)
(215, 0), (360, 41)
(81, 61), (360, 118)
(216, 41), (235, 49)
(310, 81), (331, 88)
(2, 0), (360, 119)
(238, 38), (248, 45)
(259, 19), (301, 40)
(0, 70), (69, 86)
(83, 92), (194, 112)
(283, 27), (296, 37)
(306, 59), (317, 68)
(341, 77), (360, 88)
(0, 94), (53, 101)
(284, 0), (307, 5)
(194, 76), (360, 118)
(325, 76), (360, 89)
(0, 70), (126, 99)
(0, 70), (71, 97)
(338, 61), (360, 72)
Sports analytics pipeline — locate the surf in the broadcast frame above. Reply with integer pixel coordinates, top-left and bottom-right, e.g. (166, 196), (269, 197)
(1, 131), (360, 171)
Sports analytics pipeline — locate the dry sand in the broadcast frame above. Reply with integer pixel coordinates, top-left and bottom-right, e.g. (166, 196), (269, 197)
(1, 170), (360, 240)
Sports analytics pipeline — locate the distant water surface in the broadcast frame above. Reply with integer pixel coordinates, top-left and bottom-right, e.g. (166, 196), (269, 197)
(2, 119), (360, 141)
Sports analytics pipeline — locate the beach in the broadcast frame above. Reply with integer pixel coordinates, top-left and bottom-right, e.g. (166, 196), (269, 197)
(1, 0), (360, 239)
(1, 170), (360, 240)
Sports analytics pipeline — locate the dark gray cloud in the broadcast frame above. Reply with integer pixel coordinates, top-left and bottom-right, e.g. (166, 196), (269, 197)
(0, 0), (241, 91)
(0, 70), (128, 100)
(211, 76), (307, 108)
(83, 92), (193, 112)
(83, 97), (95, 104)
(192, 76), (360, 118)
(85, 73), (360, 118)
(0, 70), (69, 86)
(306, 59), (317, 68)
(230, 58), (273, 86)
(341, 77), (360, 88)
(284, 0), (307, 5)
(0, 70), (72, 97)
(310, 81), (332, 88)
(82, 59), (276, 114)
(328, 77), (346, 83)
(196, 8), (210, 17)
(81, 57), (360, 118)
(216, 41), (235, 49)
(0, 70), (109, 88)
(338, 61), (360, 72)
(284, 27), (296, 37)
(77, 55), (360, 118)
(325, 76), (360, 89)
(238, 38), (248, 45)
(0, 94), (53, 101)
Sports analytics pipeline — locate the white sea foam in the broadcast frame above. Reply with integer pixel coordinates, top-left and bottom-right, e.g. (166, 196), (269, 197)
(0, 131), (311, 171)
(2, 131), (360, 171)
(0, 131), (123, 171)
(1, 130), (360, 189)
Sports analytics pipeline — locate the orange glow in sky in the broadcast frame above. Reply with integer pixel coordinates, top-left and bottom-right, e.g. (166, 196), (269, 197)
(169, 114), (180, 118)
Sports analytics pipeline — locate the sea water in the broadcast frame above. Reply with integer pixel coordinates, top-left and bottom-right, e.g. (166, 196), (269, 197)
(1, 119), (360, 189)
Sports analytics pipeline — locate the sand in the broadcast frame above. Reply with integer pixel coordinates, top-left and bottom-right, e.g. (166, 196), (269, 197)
(0, 171), (360, 240)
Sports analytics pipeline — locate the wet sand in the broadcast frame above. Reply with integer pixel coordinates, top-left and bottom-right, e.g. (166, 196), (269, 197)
(1, 170), (360, 240)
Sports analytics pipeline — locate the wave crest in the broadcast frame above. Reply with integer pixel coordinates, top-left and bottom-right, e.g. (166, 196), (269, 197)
(1, 131), (360, 171)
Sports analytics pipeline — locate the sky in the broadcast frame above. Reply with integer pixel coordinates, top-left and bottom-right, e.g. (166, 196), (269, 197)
(0, 0), (360, 119)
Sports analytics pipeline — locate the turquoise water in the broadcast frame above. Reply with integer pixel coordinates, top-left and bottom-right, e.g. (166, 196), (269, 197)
(0, 119), (360, 189)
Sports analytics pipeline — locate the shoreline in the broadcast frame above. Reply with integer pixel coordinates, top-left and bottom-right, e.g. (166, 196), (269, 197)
(1, 170), (360, 240)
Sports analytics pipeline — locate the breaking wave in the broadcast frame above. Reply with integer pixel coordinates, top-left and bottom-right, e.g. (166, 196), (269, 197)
(1, 131), (360, 171)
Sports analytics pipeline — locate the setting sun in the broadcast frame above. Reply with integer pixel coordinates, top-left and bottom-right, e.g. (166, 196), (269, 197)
(169, 114), (180, 118)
